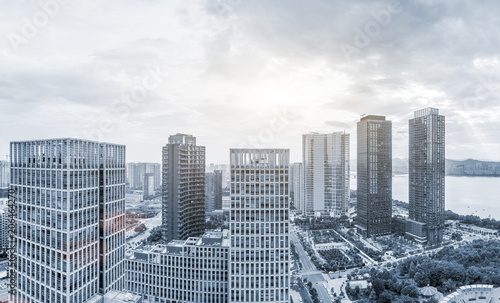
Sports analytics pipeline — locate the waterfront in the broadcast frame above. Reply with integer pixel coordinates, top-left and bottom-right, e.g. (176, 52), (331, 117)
(351, 174), (500, 220)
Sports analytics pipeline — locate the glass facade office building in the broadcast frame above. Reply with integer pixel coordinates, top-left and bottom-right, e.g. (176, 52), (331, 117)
(10, 138), (125, 303)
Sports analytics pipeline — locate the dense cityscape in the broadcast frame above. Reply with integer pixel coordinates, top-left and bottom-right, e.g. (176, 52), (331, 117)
(0, 107), (499, 303)
(2, 1), (500, 302)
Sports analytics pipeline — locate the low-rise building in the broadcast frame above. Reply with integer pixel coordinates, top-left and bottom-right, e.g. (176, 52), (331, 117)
(126, 231), (229, 303)
(457, 224), (498, 236)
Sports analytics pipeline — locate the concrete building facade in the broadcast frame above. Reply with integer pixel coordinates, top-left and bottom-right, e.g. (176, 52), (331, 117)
(229, 149), (290, 303)
(126, 232), (229, 303)
(162, 134), (206, 242)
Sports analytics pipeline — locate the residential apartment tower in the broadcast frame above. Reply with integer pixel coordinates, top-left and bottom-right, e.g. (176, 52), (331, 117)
(407, 108), (445, 245)
(302, 132), (350, 217)
(356, 116), (392, 238)
(162, 134), (206, 242)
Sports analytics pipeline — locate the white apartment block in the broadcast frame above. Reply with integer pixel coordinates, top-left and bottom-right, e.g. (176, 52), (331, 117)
(229, 149), (290, 303)
(126, 232), (229, 302)
(10, 138), (126, 303)
(302, 132), (350, 217)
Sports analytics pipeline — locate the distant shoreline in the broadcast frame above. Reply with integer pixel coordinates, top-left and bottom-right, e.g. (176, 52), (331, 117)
(391, 173), (500, 178)
(446, 174), (500, 177)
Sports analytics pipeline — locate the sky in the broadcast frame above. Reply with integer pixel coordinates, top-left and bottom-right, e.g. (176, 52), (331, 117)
(1, 0), (500, 164)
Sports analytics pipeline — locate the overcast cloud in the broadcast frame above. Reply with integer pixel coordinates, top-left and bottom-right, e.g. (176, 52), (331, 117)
(1, 0), (499, 163)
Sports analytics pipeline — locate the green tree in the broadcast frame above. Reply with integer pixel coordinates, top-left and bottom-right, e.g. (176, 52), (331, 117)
(379, 291), (392, 303)
(397, 295), (417, 303)
(369, 290), (377, 301)
(371, 278), (385, 295)
(451, 232), (463, 241)
(408, 261), (417, 278)
(414, 270), (430, 287)
(401, 285), (420, 298)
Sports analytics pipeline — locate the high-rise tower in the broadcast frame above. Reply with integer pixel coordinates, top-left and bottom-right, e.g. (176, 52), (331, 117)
(10, 138), (126, 303)
(407, 108), (445, 245)
(302, 132), (350, 217)
(206, 170), (223, 212)
(356, 116), (392, 238)
(229, 149), (290, 303)
(98, 143), (126, 294)
(162, 134), (206, 242)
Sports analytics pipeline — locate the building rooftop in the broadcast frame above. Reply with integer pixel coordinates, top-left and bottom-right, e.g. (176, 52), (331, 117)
(127, 231), (230, 260)
(441, 285), (499, 303)
(102, 290), (142, 303)
(414, 107), (440, 118)
(360, 115), (386, 121)
(9, 137), (125, 147)
(167, 133), (196, 145)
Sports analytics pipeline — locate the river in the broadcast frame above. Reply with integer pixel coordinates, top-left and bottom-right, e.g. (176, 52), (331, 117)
(350, 174), (500, 220)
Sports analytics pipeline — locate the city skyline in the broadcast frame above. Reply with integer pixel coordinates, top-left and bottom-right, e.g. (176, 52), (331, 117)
(3, 1), (500, 302)
(2, 1), (500, 164)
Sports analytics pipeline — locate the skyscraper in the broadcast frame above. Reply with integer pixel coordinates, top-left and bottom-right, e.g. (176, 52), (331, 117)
(356, 116), (392, 238)
(162, 134), (206, 242)
(213, 170), (223, 210)
(206, 170), (223, 212)
(407, 108), (445, 245)
(143, 173), (154, 198)
(289, 162), (304, 212)
(98, 143), (127, 294)
(302, 132), (350, 217)
(10, 138), (126, 303)
(229, 149), (290, 303)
